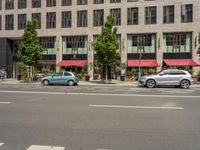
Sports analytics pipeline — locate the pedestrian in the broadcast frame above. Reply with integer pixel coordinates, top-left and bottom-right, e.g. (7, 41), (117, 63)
(0, 69), (2, 81)
(2, 69), (7, 81)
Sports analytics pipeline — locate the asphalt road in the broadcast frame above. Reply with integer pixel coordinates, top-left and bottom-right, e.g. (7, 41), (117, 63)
(0, 85), (200, 150)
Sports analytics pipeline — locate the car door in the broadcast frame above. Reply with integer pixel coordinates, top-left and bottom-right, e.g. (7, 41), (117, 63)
(168, 71), (183, 85)
(62, 72), (73, 84)
(52, 72), (63, 84)
(155, 70), (171, 85)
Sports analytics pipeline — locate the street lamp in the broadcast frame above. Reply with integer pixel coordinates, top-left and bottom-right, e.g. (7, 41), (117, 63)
(138, 46), (144, 80)
(138, 36), (145, 80)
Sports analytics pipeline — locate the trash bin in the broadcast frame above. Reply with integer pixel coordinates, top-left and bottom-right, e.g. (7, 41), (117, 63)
(85, 75), (90, 81)
(120, 76), (125, 81)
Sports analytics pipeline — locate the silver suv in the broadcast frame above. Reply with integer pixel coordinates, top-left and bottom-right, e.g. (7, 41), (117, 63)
(139, 69), (193, 88)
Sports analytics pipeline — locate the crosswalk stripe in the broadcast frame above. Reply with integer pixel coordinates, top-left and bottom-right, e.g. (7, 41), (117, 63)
(0, 143), (4, 146)
(26, 145), (65, 150)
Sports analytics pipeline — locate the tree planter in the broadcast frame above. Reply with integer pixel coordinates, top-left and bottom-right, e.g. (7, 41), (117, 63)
(120, 76), (125, 81)
(85, 75), (90, 81)
(17, 75), (22, 80)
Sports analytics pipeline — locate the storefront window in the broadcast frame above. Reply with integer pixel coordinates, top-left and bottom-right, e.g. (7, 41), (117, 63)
(39, 37), (56, 55)
(163, 33), (192, 53)
(127, 34), (156, 53)
(62, 36), (88, 54)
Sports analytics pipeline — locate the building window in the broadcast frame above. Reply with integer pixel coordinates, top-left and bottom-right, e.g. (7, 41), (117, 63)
(32, 13), (41, 29)
(62, 0), (71, 6)
(163, 33), (192, 53)
(62, 11), (72, 28)
(127, 7), (138, 25)
(5, 15), (14, 30)
(77, 0), (87, 5)
(181, 4), (193, 23)
(47, 0), (56, 7)
(77, 10), (87, 27)
(110, 0), (121, 3)
(62, 36), (88, 54)
(93, 9), (104, 26)
(18, 0), (27, 9)
(94, 0), (104, 4)
(110, 8), (121, 26)
(39, 37), (56, 55)
(18, 14), (26, 30)
(163, 5), (174, 24)
(46, 12), (56, 28)
(5, 0), (14, 10)
(0, 15), (1, 30)
(0, 0), (2, 10)
(145, 6), (157, 24)
(127, 34), (156, 53)
(32, 0), (41, 8)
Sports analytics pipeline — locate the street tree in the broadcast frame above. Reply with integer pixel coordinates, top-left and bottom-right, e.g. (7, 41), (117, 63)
(92, 14), (120, 82)
(198, 32), (200, 56)
(17, 19), (43, 81)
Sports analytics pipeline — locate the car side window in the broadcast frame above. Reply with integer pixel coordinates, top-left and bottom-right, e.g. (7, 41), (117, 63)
(161, 70), (171, 75)
(64, 72), (72, 76)
(170, 71), (186, 75)
(55, 72), (63, 76)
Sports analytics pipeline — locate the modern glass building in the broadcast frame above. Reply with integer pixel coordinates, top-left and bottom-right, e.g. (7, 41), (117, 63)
(0, 0), (199, 78)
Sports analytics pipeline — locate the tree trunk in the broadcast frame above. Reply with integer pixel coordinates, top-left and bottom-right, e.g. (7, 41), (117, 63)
(105, 65), (108, 84)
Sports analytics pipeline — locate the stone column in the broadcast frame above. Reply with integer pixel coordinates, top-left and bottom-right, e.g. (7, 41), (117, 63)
(121, 33), (127, 65)
(193, 32), (200, 76)
(156, 32), (163, 72)
(87, 34), (94, 80)
(56, 35), (62, 72)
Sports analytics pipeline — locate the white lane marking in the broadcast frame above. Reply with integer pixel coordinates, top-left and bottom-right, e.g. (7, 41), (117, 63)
(0, 102), (11, 104)
(97, 149), (110, 150)
(68, 92), (200, 98)
(89, 105), (184, 110)
(0, 90), (65, 95)
(0, 143), (4, 146)
(26, 145), (65, 150)
(0, 90), (200, 98)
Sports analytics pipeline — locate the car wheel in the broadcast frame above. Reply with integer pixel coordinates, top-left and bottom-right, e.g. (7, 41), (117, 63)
(68, 80), (74, 86)
(146, 79), (156, 88)
(43, 80), (50, 86)
(180, 79), (190, 89)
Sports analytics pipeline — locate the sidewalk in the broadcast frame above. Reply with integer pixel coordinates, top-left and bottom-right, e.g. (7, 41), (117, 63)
(0, 78), (200, 88)
(0, 78), (139, 87)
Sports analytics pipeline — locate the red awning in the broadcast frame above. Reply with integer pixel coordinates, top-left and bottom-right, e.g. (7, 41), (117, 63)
(57, 60), (87, 67)
(128, 59), (160, 67)
(164, 59), (200, 66)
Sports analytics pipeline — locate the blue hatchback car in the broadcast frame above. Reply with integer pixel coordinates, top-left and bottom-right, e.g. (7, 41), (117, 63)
(41, 71), (79, 86)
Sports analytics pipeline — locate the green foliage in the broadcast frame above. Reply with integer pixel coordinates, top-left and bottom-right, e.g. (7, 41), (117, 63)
(17, 19), (43, 66)
(148, 68), (156, 75)
(197, 71), (200, 81)
(82, 63), (89, 74)
(120, 63), (127, 69)
(187, 68), (193, 76)
(16, 62), (27, 76)
(92, 14), (120, 66)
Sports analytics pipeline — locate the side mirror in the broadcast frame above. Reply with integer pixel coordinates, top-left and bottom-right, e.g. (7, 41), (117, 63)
(159, 73), (164, 76)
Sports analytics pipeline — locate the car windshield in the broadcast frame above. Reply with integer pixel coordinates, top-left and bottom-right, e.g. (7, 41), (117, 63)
(157, 70), (163, 75)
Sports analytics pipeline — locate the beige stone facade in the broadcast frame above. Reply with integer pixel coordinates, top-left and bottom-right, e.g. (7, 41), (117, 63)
(0, 0), (200, 78)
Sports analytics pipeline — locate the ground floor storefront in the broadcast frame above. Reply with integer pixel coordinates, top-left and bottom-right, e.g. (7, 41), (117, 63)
(0, 32), (200, 79)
